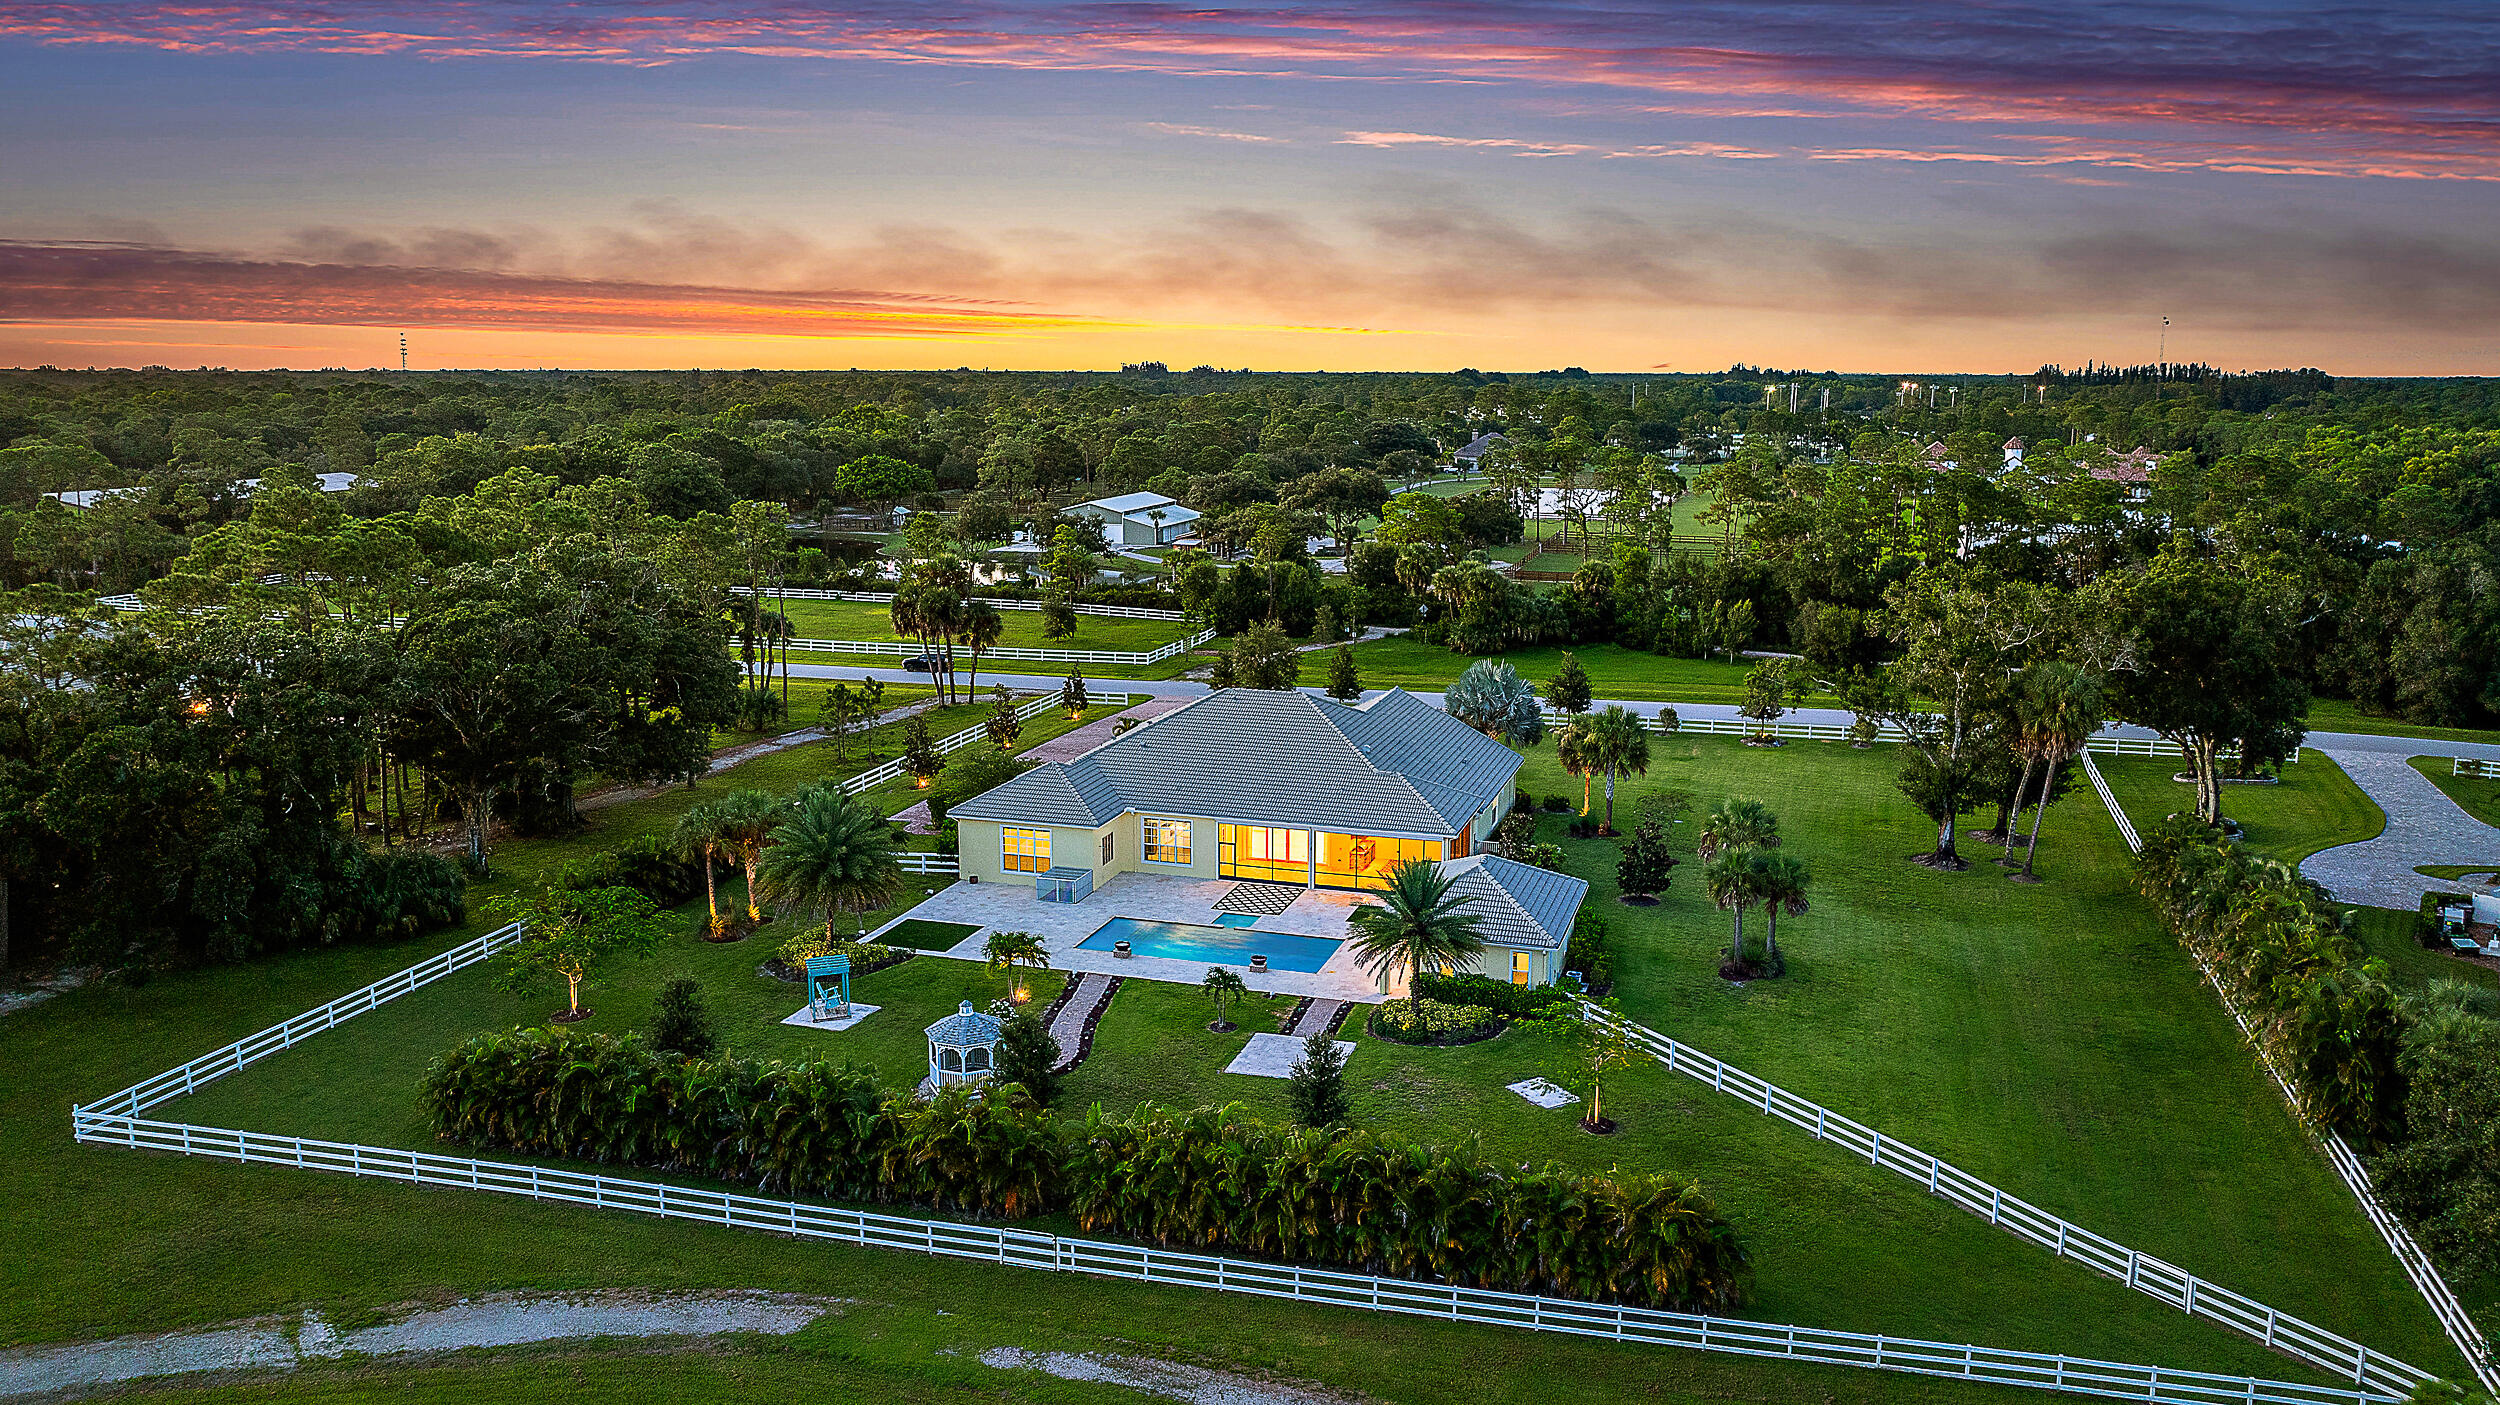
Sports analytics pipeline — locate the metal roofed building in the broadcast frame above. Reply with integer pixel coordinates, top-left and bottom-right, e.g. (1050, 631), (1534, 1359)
(1067, 491), (1202, 546)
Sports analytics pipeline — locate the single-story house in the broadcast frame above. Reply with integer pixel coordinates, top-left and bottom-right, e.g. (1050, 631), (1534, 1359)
(2087, 447), (2158, 501)
(951, 687), (1586, 987)
(1068, 491), (1201, 547)
(1453, 431), (1509, 471)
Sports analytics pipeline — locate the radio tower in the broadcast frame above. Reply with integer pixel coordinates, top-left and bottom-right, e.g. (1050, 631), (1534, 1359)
(399, 333), (408, 372)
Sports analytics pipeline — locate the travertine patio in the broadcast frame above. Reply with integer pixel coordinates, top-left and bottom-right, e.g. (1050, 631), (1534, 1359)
(877, 872), (1390, 1002)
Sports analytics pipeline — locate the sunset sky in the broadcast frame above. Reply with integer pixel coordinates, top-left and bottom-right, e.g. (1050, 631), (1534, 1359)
(4, 2), (2496, 374)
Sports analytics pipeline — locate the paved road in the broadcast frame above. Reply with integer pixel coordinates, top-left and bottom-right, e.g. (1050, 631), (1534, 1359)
(2301, 750), (2500, 907)
(785, 662), (2500, 762)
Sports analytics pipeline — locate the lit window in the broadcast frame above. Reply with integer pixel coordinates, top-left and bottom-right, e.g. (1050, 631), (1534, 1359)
(1511, 951), (1533, 986)
(1002, 827), (1051, 873)
(1143, 817), (1192, 865)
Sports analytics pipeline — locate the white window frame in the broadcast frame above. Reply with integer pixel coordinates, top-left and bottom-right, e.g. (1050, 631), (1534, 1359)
(1141, 816), (1193, 865)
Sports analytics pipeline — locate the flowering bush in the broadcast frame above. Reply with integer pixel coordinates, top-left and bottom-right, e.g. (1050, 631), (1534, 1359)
(775, 931), (915, 976)
(1369, 997), (1501, 1046)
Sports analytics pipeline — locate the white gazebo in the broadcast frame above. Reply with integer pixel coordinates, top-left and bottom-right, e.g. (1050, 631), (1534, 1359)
(924, 1000), (1004, 1088)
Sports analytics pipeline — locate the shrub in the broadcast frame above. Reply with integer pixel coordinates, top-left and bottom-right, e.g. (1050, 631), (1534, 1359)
(1542, 794), (1570, 813)
(1413, 972), (1574, 1019)
(1564, 915), (1616, 994)
(1370, 997), (1502, 1045)
(995, 1007), (1063, 1107)
(648, 976), (717, 1059)
(420, 1031), (1750, 1310)
(776, 930), (915, 976)
(344, 848), (467, 942)
(554, 834), (704, 908)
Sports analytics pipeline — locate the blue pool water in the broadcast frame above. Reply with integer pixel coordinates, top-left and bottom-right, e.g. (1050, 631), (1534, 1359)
(1079, 916), (1345, 973)
(1214, 913), (1258, 928)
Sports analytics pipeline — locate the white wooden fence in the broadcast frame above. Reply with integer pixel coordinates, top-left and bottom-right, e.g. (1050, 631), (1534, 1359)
(66, 919), (2407, 1405)
(1569, 1002), (2438, 1398)
(787, 629), (1212, 667)
(837, 690), (1143, 799)
(2452, 757), (2500, 781)
(2075, 755), (2497, 1394)
(737, 586), (1187, 622)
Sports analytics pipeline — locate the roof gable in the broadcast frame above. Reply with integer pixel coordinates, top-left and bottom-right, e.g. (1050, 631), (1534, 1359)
(1439, 853), (1588, 950)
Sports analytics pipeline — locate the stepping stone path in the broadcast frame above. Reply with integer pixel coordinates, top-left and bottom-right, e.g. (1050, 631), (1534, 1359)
(1049, 972), (1116, 1072)
(1283, 998), (1343, 1038)
(2301, 749), (2500, 909)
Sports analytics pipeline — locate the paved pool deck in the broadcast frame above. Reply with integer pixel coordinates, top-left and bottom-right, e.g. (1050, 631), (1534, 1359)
(882, 872), (1389, 1002)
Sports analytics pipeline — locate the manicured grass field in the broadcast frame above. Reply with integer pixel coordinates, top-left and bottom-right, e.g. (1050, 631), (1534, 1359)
(776, 598), (1194, 653)
(36, 734), (2476, 1386)
(2092, 750), (2385, 866)
(2304, 699), (2500, 746)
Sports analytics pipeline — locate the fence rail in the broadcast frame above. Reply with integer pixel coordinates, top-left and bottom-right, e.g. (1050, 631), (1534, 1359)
(838, 691), (1142, 797)
(735, 586), (1187, 622)
(2077, 751), (2496, 1394)
(2453, 757), (2500, 781)
(1570, 1001), (2434, 1398)
(57, 1111), (2402, 1405)
(787, 629), (1212, 667)
(894, 852), (960, 875)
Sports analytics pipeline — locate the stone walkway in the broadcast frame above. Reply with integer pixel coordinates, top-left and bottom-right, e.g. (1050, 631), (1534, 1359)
(1022, 696), (1196, 763)
(1049, 972), (1113, 1067)
(1283, 998), (1343, 1037)
(2301, 750), (2500, 909)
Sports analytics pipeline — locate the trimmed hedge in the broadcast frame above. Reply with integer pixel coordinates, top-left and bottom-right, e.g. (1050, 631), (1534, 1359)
(1413, 972), (1574, 1019)
(774, 931), (916, 976)
(420, 1030), (1749, 1310)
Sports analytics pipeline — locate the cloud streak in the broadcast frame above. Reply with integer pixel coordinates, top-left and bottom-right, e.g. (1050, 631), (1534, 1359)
(7, 2), (2498, 179)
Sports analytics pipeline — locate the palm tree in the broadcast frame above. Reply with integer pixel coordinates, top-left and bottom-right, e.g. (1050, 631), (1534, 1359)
(1749, 850), (1810, 966)
(1202, 966), (1249, 1031)
(985, 928), (1049, 1002)
(959, 600), (1004, 698)
(712, 788), (786, 925)
(2015, 667), (2105, 882)
(1704, 852), (1759, 966)
(668, 800), (735, 937)
(1585, 705), (1650, 833)
(1555, 716), (1601, 815)
(1696, 798), (1780, 860)
(1345, 858), (1487, 995)
(756, 787), (905, 943)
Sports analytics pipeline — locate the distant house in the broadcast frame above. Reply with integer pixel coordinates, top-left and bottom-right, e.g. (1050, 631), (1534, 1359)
(46, 471), (360, 510)
(1920, 441), (1955, 471)
(1068, 491), (1200, 547)
(2088, 448), (2158, 501)
(1453, 431), (1509, 472)
(2003, 437), (2025, 471)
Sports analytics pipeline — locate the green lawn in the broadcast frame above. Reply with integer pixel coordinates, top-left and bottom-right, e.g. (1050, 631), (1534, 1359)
(1307, 638), (1833, 707)
(2407, 755), (2500, 829)
(2304, 699), (2500, 747)
(777, 599), (1194, 653)
(2092, 750), (2385, 866)
(25, 733), (2475, 1388)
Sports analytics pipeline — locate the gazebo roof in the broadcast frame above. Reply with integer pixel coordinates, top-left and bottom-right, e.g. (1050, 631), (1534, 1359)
(924, 999), (1003, 1047)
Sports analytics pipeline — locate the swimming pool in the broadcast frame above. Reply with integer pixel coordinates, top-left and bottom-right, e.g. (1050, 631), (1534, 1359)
(1078, 916), (1346, 973)
(1214, 913), (1258, 928)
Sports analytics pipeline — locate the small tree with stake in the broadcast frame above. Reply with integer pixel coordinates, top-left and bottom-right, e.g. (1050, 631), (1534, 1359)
(1061, 665), (1088, 718)
(1537, 998), (1641, 1135)
(649, 976), (718, 1059)
(1287, 1029), (1351, 1127)
(1202, 966), (1249, 1031)
(900, 711), (944, 788)
(491, 885), (669, 1024)
(1325, 644), (1363, 703)
(1616, 816), (1679, 902)
(983, 684), (1025, 750)
(1546, 651), (1594, 718)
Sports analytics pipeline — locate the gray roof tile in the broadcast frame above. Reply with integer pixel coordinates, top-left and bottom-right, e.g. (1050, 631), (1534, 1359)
(952, 688), (1519, 839)
(1438, 854), (1588, 950)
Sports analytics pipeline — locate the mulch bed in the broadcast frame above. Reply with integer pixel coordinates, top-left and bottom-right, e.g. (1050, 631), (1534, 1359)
(1578, 1115), (1620, 1136)
(1616, 894), (1660, 906)
(1275, 996), (1311, 1034)
(702, 914), (762, 944)
(550, 1007), (592, 1024)
(1051, 976), (1124, 1073)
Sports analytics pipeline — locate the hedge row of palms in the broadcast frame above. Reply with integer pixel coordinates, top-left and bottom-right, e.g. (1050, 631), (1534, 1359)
(2133, 817), (2403, 1140)
(670, 784), (906, 942)
(419, 1029), (1749, 1310)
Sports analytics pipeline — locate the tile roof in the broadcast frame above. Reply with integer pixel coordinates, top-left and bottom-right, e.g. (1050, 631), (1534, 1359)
(1438, 853), (1588, 951)
(952, 687), (1521, 838)
(924, 1000), (1003, 1046)
(2088, 448), (2158, 484)
(1456, 431), (1508, 457)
